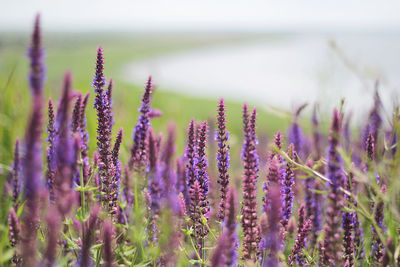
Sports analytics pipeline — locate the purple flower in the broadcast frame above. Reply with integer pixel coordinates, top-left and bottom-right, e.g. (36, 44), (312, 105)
(176, 157), (188, 203)
(102, 220), (115, 267)
(8, 139), (21, 206)
(223, 187), (239, 266)
(263, 157), (282, 213)
(43, 206), (61, 267)
(241, 104), (260, 261)
(28, 14), (45, 96)
(160, 124), (176, 195)
(216, 98), (231, 222)
(128, 76), (153, 171)
(210, 230), (228, 267)
(281, 144), (296, 236)
(312, 105), (323, 158)
(92, 47), (114, 211)
(80, 205), (100, 267)
(109, 128), (123, 214)
(8, 208), (21, 264)
(46, 99), (56, 200)
(366, 132), (375, 162)
(79, 93), (90, 185)
(21, 15), (46, 264)
(54, 73), (77, 216)
(321, 108), (344, 265)
(107, 78), (114, 131)
(362, 89), (382, 149)
(343, 174), (354, 266)
(161, 123), (176, 171)
(188, 180), (209, 259)
(288, 205), (312, 266)
(71, 93), (82, 133)
(260, 181), (281, 267)
(270, 130), (283, 160)
(288, 105), (308, 159)
(196, 121), (209, 197)
(304, 161), (322, 248)
(371, 185), (386, 264)
(185, 119), (197, 206)
(147, 129), (162, 243)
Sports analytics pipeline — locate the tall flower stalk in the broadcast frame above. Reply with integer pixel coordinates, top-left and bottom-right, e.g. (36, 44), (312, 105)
(185, 119), (197, 206)
(288, 205), (312, 266)
(128, 76), (153, 171)
(92, 47), (114, 212)
(21, 14), (45, 265)
(280, 144), (295, 238)
(8, 139), (21, 206)
(241, 104), (260, 261)
(321, 109), (344, 265)
(216, 98), (231, 222)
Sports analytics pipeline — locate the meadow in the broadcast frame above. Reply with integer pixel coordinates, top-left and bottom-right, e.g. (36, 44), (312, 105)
(0, 15), (399, 267)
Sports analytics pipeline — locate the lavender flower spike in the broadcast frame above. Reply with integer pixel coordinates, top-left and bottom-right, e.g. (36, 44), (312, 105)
(46, 99), (56, 201)
(241, 104), (260, 261)
(8, 139), (21, 206)
(321, 108), (344, 265)
(288, 105), (307, 159)
(21, 15), (46, 264)
(281, 144), (295, 236)
(210, 231), (228, 267)
(185, 119), (197, 206)
(147, 129), (162, 243)
(223, 187), (239, 266)
(288, 205), (312, 266)
(102, 220), (115, 267)
(43, 207), (61, 267)
(188, 180), (209, 259)
(196, 121), (210, 196)
(261, 182), (281, 267)
(216, 98), (231, 222)
(8, 208), (21, 264)
(343, 175), (354, 267)
(71, 93), (82, 133)
(110, 128), (123, 215)
(107, 78), (114, 131)
(79, 93), (90, 185)
(92, 47), (113, 210)
(54, 72), (76, 216)
(28, 14), (45, 96)
(80, 205), (100, 267)
(128, 76), (153, 171)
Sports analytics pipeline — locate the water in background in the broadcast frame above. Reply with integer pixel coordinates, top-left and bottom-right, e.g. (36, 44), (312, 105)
(124, 33), (400, 120)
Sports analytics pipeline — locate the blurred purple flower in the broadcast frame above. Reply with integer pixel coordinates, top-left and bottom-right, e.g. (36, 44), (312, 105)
(260, 182), (281, 267)
(8, 139), (21, 206)
(21, 15), (46, 264)
(321, 108), (344, 265)
(28, 14), (45, 96)
(79, 93), (90, 185)
(102, 220), (115, 267)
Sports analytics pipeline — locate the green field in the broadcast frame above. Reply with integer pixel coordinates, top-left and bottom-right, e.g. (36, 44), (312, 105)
(0, 32), (289, 166)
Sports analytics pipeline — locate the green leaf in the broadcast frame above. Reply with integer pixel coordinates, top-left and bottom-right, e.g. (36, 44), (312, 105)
(0, 249), (14, 263)
(309, 188), (329, 194)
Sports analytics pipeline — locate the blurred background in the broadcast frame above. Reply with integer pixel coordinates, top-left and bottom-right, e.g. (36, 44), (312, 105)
(1, 0), (400, 161)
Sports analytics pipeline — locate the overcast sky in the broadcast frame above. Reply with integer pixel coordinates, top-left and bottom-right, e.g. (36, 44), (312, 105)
(2, 0), (400, 32)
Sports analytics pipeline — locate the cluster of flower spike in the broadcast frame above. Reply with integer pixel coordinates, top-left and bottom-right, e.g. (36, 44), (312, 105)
(5, 14), (398, 267)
